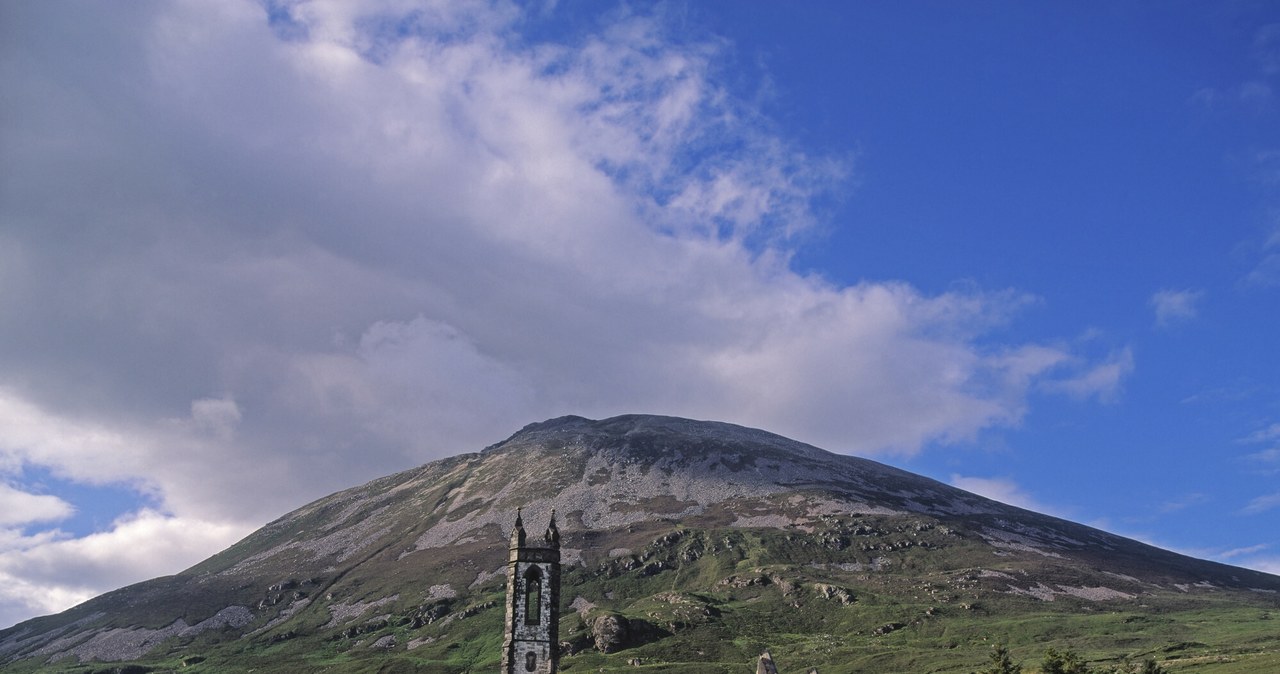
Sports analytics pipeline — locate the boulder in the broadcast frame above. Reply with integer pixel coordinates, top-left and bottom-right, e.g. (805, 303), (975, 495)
(588, 614), (665, 653)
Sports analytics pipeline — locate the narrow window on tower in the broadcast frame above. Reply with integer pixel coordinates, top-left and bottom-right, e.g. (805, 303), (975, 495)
(524, 568), (542, 625)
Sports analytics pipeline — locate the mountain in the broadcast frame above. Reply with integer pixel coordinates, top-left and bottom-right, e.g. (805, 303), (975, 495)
(3, 414), (1278, 673)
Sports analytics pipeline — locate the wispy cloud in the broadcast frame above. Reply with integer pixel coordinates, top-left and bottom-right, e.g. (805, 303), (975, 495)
(1150, 289), (1204, 327)
(1240, 424), (1280, 474)
(1157, 492), (1210, 514)
(1207, 545), (1280, 576)
(1247, 448), (1280, 463)
(1242, 558), (1280, 575)
(1079, 525), (1280, 578)
(1216, 543), (1270, 560)
(1255, 23), (1280, 75)
(1242, 422), (1280, 444)
(950, 474), (1064, 517)
(1192, 24), (1280, 113)
(1244, 168), (1280, 287)
(1193, 23), (1280, 288)
(1041, 347), (1135, 403)
(1242, 492), (1280, 515)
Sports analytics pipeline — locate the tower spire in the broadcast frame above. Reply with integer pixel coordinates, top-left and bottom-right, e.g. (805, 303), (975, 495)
(509, 507), (527, 549)
(544, 508), (560, 547)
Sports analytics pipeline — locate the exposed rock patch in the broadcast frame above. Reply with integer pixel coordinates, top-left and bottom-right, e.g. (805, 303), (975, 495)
(1006, 583), (1134, 602)
(323, 594), (399, 628)
(41, 606), (252, 663)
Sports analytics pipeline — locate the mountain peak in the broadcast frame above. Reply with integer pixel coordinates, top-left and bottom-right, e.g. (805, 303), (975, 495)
(487, 413), (834, 467)
(493, 413), (789, 446)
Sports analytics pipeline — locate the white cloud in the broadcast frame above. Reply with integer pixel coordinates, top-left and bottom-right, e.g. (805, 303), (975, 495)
(950, 474), (1060, 516)
(0, 484), (73, 526)
(281, 316), (539, 454)
(1238, 557), (1280, 576)
(1150, 289), (1203, 327)
(0, 0), (1129, 627)
(0, 510), (249, 629)
(0, 389), (156, 489)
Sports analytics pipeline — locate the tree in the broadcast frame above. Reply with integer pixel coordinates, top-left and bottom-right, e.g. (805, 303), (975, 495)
(973, 644), (1022, 674)
(1042, 647), (1091, 674)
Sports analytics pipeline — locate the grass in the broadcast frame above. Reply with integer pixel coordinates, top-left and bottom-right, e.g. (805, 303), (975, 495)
(6, 514), (1277, 673)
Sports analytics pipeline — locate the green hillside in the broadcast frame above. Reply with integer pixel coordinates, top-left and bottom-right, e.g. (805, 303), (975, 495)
(2, 416), (1276, 673)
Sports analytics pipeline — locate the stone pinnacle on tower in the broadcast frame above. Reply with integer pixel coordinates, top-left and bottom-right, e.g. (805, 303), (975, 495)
(544, 508), (559, 547)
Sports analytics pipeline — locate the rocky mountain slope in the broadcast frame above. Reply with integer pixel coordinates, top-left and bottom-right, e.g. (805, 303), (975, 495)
(3, 415), (1278, 673)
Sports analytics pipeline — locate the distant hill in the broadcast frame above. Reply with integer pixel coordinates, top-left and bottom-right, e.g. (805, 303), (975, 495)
(3, 415), (1277, 672)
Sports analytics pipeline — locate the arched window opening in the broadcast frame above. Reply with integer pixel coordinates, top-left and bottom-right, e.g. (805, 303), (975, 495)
(525, 651), (537, 671)
(523, 567), (542, 625)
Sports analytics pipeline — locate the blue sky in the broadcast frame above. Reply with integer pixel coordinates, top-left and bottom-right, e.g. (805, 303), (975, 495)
(695, 0), (1280, 552)
(1, 0), (1278, 629)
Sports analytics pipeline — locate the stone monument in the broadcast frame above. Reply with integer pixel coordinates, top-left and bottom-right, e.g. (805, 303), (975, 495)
(501, 508), (560, 673)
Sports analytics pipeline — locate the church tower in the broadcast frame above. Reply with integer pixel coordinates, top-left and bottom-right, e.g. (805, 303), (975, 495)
(501, 508), (560, 674)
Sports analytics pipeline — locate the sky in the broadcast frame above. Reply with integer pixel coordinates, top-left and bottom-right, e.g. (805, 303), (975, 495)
(1, 0), (1278, 630)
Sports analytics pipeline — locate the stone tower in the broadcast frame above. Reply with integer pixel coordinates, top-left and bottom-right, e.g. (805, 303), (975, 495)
(501, 508), (560, 674)
(757, 650), (780, 674)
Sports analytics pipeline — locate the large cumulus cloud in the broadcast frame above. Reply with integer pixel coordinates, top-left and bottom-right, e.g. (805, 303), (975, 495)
(0, 0), (1122, 627)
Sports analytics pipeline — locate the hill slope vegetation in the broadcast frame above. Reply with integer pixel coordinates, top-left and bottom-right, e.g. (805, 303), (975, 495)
(2, 415), (1277, 673)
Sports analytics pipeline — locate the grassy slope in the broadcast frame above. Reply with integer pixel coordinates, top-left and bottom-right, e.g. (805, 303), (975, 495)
(12, 515), (1277, 673)
(7, 416), (1278, 673)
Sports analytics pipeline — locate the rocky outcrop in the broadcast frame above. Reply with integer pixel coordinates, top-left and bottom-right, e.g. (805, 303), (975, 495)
(587, 613), (665, 653)
(812, 583), (855, 605)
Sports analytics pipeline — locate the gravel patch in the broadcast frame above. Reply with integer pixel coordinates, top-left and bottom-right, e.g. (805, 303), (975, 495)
(569, 596), (596, 616)
(247, 599), (311, 636)
(426, 584), (456, 601)
(0, 612), (104, 661)
(1007, 583), (1059, 601)
(981, 529), (1066, 559)
(41, 606), (253, 663)
(470, 568), (503, 588)
(323, 594), (399, 628)
(1006, 583), (1134, 602)
(407, 636), (436, 650)
(731, 514), (796, 529)
(1057, 585), (1134, 601)
(226, 506), (394, 574)
(561, 547), (584, 566)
